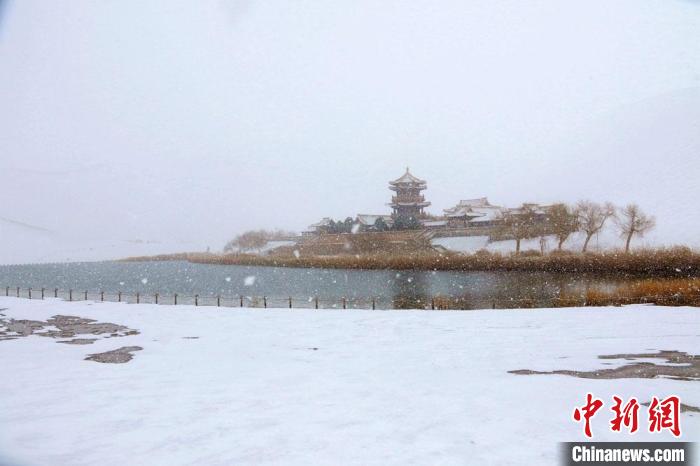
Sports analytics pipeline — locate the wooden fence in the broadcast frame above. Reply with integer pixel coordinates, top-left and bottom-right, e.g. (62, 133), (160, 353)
(2, 285), (692, 310)
(0, 284), (602, 310)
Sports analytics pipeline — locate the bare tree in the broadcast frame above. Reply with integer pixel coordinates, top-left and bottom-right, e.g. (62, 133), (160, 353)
(496, 204), (538, 255)
(576, 201), (615, 252)
(547, 203), (579, 250)
(224, 230), (271, 253)
(615, 204), (655, 253)
(224, 229), (297, 253)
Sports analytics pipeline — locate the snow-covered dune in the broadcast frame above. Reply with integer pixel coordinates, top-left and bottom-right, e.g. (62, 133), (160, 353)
(0, 297), (697, 465)
(0, 217), (208, 265)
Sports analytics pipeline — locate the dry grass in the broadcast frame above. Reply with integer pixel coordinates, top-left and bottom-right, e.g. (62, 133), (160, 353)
(121, 246), (700, 279)
(156, 246), (700, 278)
(580, 278), (700, 306)
(119, 252), (217, 262)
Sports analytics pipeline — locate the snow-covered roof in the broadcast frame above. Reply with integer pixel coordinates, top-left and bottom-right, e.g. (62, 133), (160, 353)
(389, 201), (431, 207)
(444, 206), (485, 218)
(389, 167), (426, 185)
(355, 214), (393, 226)
(444, 197), (500, 215)
(507, 203), (551, 216)
(457, 197), (492, 208)
(469, 207), (503, 222)
(308, 217), (332, 229)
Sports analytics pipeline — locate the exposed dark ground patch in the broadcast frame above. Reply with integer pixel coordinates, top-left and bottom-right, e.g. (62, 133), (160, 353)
(57, 338), (99, 345)
(510, 351), (700, 381)
(85, 346), (143, 364)
(1, 313), (142, 361)
(680, 403), (700, 413)
(0, 315), (139, 341)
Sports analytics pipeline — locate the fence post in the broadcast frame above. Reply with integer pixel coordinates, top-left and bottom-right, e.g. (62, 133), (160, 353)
(54, 288), (58, 298)
(28, 288), (32, 299)
(136, 292), (140, 304)
(263, 296), (267, 308)
(372, 297), (375, 310)
(84, 290), (88, 301)
(342, 297), (346, 309)
(240, 295), (243, 307)
(100, 291), (104, 302)
(195, 294), (199, 306)
(492, 301), (495, 309)
(118, 291), (121, 302)
(16, 287), (19, 298)
(69, 289), (72, 301)
(315, 296), (319, 309)
(431, 297), (435, 310)
(155, 293), (158, 304)
(288, 296), (292, 309)
(5, 286), (8, 296)
(174, 293), (178, 305)
(217, 295), (220, 307)
(41, 288), (45, 300)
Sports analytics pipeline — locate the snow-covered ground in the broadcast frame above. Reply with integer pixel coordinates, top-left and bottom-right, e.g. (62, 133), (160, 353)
(432, 230), (655, 255)
(0, 297), (697, 465)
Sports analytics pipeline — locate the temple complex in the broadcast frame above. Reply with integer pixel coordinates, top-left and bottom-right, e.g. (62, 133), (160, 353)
(305, 168), (552, 235)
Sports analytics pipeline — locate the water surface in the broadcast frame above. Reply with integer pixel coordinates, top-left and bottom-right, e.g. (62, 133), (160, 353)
(0, 261), (624, 309)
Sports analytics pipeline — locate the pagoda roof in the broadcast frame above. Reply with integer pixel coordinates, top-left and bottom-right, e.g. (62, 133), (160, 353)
(389, 167), (426, 185)
(388, 201), (431, 207)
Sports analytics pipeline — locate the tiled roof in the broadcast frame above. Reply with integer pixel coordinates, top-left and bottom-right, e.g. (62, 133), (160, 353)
(308, 217), (332, 229)
(389, 167), (426, 185)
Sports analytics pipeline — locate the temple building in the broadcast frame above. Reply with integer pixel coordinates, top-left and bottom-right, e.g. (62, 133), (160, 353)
(387, 168), (431, 220)
(443, 197), (504, 228)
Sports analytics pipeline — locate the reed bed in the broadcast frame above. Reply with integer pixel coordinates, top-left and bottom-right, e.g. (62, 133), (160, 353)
(580, 278), (700, 307)
(123, 247), (700, 278)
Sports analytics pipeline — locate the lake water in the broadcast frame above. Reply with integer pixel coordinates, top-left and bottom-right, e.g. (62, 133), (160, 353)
(0, 260), (625, 309)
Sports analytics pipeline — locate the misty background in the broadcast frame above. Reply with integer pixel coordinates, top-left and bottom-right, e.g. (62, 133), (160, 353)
(1, 0), (699, 264)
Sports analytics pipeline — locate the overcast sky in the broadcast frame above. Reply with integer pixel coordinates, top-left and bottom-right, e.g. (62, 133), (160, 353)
(1, 0), (699, 258)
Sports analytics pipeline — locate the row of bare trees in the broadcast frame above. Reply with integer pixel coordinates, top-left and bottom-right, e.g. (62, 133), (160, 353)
(498, 201), (655, 254)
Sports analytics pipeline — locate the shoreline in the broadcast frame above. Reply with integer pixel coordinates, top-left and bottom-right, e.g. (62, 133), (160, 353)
(118, 247), (700, 278)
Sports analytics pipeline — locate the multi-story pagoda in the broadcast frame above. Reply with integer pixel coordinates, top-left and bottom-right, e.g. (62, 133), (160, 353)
(388, 168), (430, 220)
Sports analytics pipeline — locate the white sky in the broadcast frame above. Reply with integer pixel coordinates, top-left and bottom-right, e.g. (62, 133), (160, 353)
(1, 0), (699, 256)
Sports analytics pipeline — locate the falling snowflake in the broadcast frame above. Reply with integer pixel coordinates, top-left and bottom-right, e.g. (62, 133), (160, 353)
(225, 276), (231, 282)
(244, 276), (256, 286)
(141, 278), (148, 285)
(293, 250), (300, 258)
